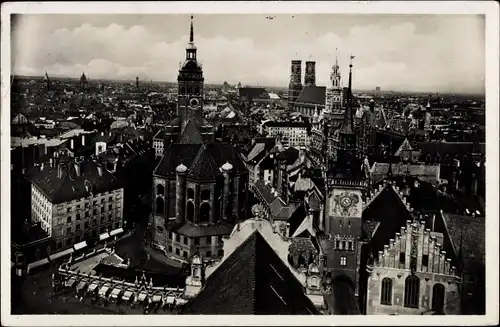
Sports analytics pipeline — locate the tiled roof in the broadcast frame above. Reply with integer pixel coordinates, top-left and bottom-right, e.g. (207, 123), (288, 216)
(187, 145), (222, 181)
(179, 119), (204, 144)
(28, 159), (122, 204)
(295, 86), (326, 106)
(155, 143), (247, 178)
(442, 213), (485, 266)
(238, 87), (270, 100)
(166, 219), (235, 238)
(182, 231), (319, 314)
(416, 141), (486, 156)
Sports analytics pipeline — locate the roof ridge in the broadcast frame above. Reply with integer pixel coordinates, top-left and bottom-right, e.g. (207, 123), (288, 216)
(250, 231), (258, 314)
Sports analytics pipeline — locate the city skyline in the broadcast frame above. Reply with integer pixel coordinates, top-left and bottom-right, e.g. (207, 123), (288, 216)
(12, 14), (485, 94)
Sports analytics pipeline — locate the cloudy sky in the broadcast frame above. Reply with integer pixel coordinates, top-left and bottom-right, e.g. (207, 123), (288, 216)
(11, 14), (485, 93)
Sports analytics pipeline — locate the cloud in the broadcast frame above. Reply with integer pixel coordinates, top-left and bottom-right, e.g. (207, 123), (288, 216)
(12, 16), (485, 93)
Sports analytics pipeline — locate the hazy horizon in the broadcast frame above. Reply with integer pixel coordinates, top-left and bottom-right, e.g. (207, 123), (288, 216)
(11, 14), (486, 94)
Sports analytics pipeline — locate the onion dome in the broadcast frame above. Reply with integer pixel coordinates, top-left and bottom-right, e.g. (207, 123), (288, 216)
(176, 163), (188, 174)
(191, 253), (202, 265)
(221, 162), (233, 172)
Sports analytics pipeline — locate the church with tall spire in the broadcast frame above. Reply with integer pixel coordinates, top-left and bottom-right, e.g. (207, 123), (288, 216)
(151, 15), (249, 264)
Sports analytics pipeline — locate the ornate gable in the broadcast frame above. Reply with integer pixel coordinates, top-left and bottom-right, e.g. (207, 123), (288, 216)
(370, 219), (458, 277)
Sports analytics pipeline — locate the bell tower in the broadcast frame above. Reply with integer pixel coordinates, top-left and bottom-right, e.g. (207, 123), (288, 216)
(177, 15), (204, 126)
(324, 55), (367, 299)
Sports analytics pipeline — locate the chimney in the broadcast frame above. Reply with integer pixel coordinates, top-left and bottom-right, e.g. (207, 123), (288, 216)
(49, 158), (53, 167)
(70, 139), (74, 149)
(97, 165), (103, 177)
(74, 162), (81, 176)
(82, 134), (85, 146)
(304, 61), (316, 86)
(40, 162), (44, 171)
(101, 131), (104, 136)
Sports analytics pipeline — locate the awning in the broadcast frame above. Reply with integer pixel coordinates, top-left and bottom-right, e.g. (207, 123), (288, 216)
(137, 292), (147, 301)
(166, 296), (175, 304)
(99, 233), (110, 241)
(110, 228), (124, 237)
(73, 241), (87, 251)
(122, 290), (133, 301)
(152, 295), (162, 303)
(99, 285), (110, 296)
(76, 281), (87, 291)
(110, 288), (122, 299)
(27, 258), (50, 271)
(88, 283), (98, 292)
(49, 248), (74, 261)
(65, 277), (77, 288)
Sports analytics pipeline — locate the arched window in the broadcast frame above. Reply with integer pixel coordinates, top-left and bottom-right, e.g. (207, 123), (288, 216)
(381, 278), (393, 305)
(201, 190), (210, 201)
(199, 203), (210, 223)
(404, 275), (420, 308)
(432, 283), (446, 314)
(435, 154), (441, 163)
(155, 197), (164, 215)
(187, 188), (195, 200)
(444, 154), (451, 163)
(156, 184), (164, 196)
(188, 87), (192, 94)
(180, 87), (185, 94)
(195, 86), (200, 95)
(186, 202), (194, 221)
(425, 154), (432, 163)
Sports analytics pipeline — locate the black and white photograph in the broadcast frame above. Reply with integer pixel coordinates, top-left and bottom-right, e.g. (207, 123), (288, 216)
(1, 1), (498, 325)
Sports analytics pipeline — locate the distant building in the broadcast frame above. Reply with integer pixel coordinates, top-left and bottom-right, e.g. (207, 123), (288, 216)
(287, 60), (303, 109)
(325, 56), (343, 112)
(375, 86), (381, 93)
(264, 121), (310, 148)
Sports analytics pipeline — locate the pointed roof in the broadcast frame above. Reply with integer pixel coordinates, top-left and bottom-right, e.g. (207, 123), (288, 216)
(182, 231), (319, 314)
(80, 72), (87, 84)
(338, 60), (355, 135)
(394, 138), (414, 156)
(179, 120), (204, 144)
(187, 145), (222, 181)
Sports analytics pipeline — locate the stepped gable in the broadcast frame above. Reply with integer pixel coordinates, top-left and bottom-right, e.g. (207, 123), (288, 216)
(373, 219), (458, 278)
(182, 231), (319, 314)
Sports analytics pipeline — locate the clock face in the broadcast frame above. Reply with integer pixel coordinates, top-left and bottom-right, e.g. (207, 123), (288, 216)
(340, 196), (352, 208)
(190, 98), (199, 106)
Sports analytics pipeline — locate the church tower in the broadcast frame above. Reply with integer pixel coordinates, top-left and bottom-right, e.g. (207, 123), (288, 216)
(324, 55), (367, 299)
(80, 72), (88, 90)
(136, 76), (139, 89)
(43, 71), (50, 91)
(326, 50), (343, 112)
(177, 15), (204, 130)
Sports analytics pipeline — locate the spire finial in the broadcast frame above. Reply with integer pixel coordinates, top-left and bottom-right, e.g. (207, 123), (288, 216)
(335, 48), (338, 66)
(190, 15), (194, 43)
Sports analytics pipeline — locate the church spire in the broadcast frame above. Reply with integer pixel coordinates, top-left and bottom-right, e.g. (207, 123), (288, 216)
(190, 15), (194, 43)
(339, 55), (355, 135)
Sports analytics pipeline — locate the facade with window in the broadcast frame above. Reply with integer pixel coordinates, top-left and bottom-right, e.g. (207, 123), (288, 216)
(30, 158), (124, 252)
(365, 219), (461, 315)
